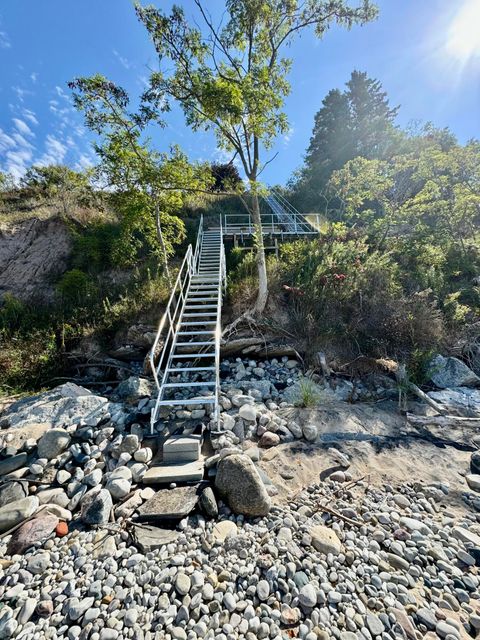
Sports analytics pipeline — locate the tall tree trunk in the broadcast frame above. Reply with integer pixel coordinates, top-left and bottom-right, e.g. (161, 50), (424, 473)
(250, 188), (268, 316)
(154, 200), (172, 288)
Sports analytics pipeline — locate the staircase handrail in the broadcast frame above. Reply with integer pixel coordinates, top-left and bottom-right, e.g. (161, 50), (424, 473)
(149, 215), (204, 392)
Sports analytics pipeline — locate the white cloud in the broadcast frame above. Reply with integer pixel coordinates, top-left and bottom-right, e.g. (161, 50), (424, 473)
(5, 149), (33, 180)
(55, 85), (69, 100)
(12, 86), (33, 103)
(13, 118), (35, 137)
(0, 29), (10, 49)
(0, 128), (16, 153)
(283, 126), (294, 145)
(11, 132), (34, 150)
(22, 108), (38, 126)
(36, 134), (68, 167)
(75, 153), (95, 171)
(113, 48), (133, 70)
(30, 72), (38, 83)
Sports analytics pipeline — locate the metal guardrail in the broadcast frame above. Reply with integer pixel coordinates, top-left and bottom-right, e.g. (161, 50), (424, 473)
(149, 215), (226, 433)
(223, 189), (319, 237)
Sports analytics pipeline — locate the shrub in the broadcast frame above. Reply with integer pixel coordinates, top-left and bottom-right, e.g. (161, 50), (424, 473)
(56, 269), (98, 310)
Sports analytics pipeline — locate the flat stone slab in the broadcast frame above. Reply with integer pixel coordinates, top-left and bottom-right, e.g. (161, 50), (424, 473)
(163, 434), (201, 453)
(136, 485), (201, 521)
(143, 459), (204, 484)
(163, 448), (199, 463)
(133, 525), (179, 552)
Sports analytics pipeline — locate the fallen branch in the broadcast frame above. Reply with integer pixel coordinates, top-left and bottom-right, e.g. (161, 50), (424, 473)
(408, 382), (448, 415)
(315, 502), (362, 527)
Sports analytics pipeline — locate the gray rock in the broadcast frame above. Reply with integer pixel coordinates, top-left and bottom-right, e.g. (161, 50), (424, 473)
(471, 450), (480, 475)
(466, 474), (480, 492)
(27, 552), (51, 574)
(17, 598), (37, 625)
(136, 485), (200, 521)
(81, 489), (112, 525)
(0, 452), (28, 476)
(238, 404), (257, 422)
(429, 355), (480, 389)
(215, 454), (271, 517)
(0, 496), (39, 533)
(199, 487), (218, 518)
(366, 613), (385, 636)
(310, 524), (342, 555)
(257, 580), (270, 601)
(298, 583), (317, 608)
(37, 428), (71, 460)
(302, 423), (318, 442)
(428, 387), (480, 417)
(416, 607), (436, 630)
(0, 383), (108, 429)
(0, 480), (27, 507)
(133, 525), (179, 553)
(175, 573), (191, 595)
(116, 376), (153, 401)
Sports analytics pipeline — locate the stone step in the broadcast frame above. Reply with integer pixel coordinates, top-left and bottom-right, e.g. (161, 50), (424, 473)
(142, 459), (204, 484)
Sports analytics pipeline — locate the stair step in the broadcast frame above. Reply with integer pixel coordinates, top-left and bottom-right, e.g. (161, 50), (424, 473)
(177, 330), (215, 336)
(186, 297), (218, 303)
(182, 313), (218, 317)
(156, 396), (216, 406)
(163, 381), (216, 388)
(185, 305), (218, 310)
(171, 353), (215, 359)
(143, 459), (204, 484)
(175, 341), (215, 347)
(180, 321), (216, 326)
(166, 366), (216, 372)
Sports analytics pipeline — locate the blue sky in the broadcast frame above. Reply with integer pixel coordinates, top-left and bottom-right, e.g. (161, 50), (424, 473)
(0, 0), (479, 185)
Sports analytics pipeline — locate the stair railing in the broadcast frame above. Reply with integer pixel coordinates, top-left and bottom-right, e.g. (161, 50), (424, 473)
(149, 216), (204, 432)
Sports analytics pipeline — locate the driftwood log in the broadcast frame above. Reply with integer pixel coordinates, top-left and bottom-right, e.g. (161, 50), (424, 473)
(406, 413), (480, 428)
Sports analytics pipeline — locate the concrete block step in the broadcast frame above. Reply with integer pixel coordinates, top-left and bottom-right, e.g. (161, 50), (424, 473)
(142, 459), (204, 484)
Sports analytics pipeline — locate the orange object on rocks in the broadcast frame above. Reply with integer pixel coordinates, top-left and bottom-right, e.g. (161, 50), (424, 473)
(56, 521), (68, 537)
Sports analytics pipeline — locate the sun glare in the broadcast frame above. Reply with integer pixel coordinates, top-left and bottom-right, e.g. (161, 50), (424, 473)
(446, 0), (480, 62)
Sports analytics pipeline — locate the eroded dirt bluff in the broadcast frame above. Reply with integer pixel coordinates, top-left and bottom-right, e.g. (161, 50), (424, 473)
(0, 217), (72, 302)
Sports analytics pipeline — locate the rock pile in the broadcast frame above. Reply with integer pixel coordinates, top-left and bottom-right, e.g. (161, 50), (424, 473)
(1, 472), (479, 640)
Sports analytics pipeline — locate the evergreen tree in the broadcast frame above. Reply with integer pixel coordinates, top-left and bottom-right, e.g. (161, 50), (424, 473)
(346, 70), (399, 158)
(292, 70), (399, 211)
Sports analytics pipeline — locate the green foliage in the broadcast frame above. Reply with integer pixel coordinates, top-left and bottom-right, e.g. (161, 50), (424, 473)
(21, 164), (95, 215)
(72, 222), (121, 273)
(291, 71), (399, 210)
(294, 377), (322, 408)
(136, 2), (377, 183)
(56, 270), (98, 309)
(69, 74), (211, 278)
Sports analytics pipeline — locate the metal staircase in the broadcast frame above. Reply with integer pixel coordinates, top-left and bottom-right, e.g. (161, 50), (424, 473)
(149, 216), (225, 436)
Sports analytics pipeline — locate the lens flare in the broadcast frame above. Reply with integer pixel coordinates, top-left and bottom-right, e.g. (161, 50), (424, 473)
(446, 0), (480, 62)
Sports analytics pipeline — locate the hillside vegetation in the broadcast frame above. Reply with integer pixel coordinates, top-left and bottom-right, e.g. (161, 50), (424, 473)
(228, 73), (480, 381)
(1, 71), (479, 393)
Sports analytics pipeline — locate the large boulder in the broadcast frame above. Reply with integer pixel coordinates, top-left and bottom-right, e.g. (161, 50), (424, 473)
(429, 355), (480, 389)
(471, 451), (480, 475)
(0, 383), (109, 429)
(215, 454), (271, 517)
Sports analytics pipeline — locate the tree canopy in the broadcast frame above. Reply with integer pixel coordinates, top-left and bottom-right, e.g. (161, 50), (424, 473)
(136, 0), (378, 314)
